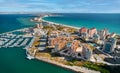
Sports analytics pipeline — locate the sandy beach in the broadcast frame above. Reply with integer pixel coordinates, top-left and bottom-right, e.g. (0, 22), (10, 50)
(41, 16), (80, 30)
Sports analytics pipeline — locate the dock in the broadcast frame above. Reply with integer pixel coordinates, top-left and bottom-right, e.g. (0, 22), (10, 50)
(0, 33), (33, 48)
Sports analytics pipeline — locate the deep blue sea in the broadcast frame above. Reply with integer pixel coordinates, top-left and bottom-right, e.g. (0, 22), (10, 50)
(43, 13), (120, 34)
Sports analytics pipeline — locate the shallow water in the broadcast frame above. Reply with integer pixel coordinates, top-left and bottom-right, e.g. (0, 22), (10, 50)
(43, 13), (120, 34)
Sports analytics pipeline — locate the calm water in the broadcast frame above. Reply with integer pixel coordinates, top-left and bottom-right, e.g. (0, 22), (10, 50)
(1, 13), (120, 73)
(0, 48), (74, 73)
(0, 14), (74, 73)
(0, 14), (37, 33)
(43, 13), (120, 34)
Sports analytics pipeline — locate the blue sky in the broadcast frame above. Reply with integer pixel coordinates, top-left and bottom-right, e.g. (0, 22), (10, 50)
(0, 0), (120, 13)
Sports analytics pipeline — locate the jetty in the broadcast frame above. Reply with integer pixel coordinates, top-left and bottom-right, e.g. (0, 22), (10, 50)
(24, 36), (36, 60)
(0, 33), (33, 48)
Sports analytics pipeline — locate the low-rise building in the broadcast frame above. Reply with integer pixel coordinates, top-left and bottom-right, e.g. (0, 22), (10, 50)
(50, 31), (59, 38)
(36, 23), (43, 29)
(33, 28), (43, 36)
(53, 41), (67, 53)
(48, 36), (74, 53)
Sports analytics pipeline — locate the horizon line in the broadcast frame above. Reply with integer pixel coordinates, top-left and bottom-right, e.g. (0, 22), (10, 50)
(0, 12), (120, 14)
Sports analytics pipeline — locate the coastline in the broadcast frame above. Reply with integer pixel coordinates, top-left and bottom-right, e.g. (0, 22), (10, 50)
(41, 16), (80, 30)
(35, 56), (79, 73)
(0, 25), (105, 73)
(35, 56), (100, 73)
(41, 15), (120, 35)
(0, 14), (120, 73)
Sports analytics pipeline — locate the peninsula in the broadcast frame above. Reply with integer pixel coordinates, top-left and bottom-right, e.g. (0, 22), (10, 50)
(0, 14), (120, 73)
(27, 15), (120, 73)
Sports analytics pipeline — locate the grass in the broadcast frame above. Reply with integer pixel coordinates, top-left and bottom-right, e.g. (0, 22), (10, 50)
(36, 50), (110, 73)
(63, 60), (110, 73)
(83, 62), (110, 73)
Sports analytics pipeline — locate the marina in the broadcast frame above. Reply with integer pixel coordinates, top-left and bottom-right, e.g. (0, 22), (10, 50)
(0, 14), (77, 73)
(0, 30), (36, 60)
(0, 33), (34, 48)
(0, 13), (120, 73)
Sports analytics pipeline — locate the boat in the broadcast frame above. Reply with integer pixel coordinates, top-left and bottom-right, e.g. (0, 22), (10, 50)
(26, 51), (34, 60)
(26, 54), (34, 60)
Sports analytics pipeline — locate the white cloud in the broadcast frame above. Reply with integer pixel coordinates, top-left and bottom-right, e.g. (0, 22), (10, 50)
(0, 0), (120, 13)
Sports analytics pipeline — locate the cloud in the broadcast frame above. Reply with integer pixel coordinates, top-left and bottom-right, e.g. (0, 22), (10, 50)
(0, 0), (120, 13)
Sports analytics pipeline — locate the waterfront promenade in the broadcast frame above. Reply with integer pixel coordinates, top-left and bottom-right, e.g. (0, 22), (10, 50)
(35, 56), (100, 73)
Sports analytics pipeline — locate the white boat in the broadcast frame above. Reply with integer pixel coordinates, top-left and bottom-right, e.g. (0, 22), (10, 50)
(26, 54), (34, 60)
(26, 51), (34, 60)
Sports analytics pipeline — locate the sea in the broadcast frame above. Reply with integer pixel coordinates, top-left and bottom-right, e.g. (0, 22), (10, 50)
(0, 14), (74, 73)
(43, 13), (120, 34)
(0, 13), (120, 73)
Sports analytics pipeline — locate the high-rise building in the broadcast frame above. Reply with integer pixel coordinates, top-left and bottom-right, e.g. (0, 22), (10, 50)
(79, 27), (88, 34)
(103, 38), (117, 53)
(79, 27), (89, 40)
(98, 29), (109, 40)
(82, 46), (92, 60)
(88, 28), (97, 37)
(93, 34), (100, 43)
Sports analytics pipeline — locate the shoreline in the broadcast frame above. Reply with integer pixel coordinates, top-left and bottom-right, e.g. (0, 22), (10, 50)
(42, 16), (120, 35)
(35, 56), (100, 73)
(0, 26), (99, 73)
(35, 56), (79, 73)
(0, 14), (119, 73)
(41, 16), (80, 30)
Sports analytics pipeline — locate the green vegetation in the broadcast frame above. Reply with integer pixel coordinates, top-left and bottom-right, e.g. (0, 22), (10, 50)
(36, 25), (111, 73)
(67, 62), (74, 66)
(43, 25), (55, 36)
(64, 60), (110, 73)
(43, 25), (55, 30)
(83, 62), (110, 73)
(67, 28), (76, 33)
(56, 25), (64, 31)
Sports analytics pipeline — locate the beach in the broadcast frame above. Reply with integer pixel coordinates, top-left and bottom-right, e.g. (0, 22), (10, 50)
(42, 14), (120, 34)
(41, 17), (80, 30)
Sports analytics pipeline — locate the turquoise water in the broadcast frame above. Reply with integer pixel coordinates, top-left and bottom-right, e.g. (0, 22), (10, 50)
(43, 13), (120, 34)
(0, 14), (37, 33)
(1, 13), (120, 73)
(0, 48), (74, 73)
(0, 14), (74, 73)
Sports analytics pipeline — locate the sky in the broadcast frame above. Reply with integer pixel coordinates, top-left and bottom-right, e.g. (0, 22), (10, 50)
(0, 0), (120, 13)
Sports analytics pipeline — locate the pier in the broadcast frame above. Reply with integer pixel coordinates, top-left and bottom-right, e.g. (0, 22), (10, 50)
(0, 33), (33, 48)
(25, 36), (36, 60)
(0, 29), (37, 60)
